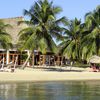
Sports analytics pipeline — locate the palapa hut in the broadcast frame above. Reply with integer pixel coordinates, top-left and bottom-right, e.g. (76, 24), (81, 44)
(0, 17), (29, 66)
(0, 17), (64, 66)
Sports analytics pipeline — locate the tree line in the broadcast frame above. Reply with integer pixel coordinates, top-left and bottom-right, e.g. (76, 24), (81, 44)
(0, 0), (100, 65)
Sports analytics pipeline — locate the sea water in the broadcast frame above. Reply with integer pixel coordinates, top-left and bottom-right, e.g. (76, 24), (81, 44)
(0, 81), (100, 100)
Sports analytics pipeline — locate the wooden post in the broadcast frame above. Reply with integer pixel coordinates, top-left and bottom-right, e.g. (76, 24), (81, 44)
(61, 56), (63, 66)
(13, 55), (14, 63)
(1, 57), (4, 69)
(58, 56), (60, 66)
(39, 55), (41, 65)
(32, 51), (34, 67)
(49, 55), (50, 66)
(39, 55), (42, 65)
(6, 50), (9, 64)
(43, 55), (46, 65)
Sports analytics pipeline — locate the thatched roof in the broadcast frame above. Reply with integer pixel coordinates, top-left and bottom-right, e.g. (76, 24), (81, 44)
(89, 55), (100, 64)
(0, 17), (27, 45)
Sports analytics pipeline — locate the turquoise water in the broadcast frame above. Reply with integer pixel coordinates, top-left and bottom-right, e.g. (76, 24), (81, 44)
(0, 81), (100, 100)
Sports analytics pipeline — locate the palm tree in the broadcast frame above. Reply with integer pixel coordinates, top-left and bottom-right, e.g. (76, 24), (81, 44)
(59, 18), (84, 61)
(18, 0), (66, 68)
(82, 5), (100, 60)
(0, 20), (12, 49)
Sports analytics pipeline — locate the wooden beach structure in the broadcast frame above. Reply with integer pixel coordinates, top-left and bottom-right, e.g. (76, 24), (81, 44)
(34, 50), (64, 66)
(0, 17), (65, 67)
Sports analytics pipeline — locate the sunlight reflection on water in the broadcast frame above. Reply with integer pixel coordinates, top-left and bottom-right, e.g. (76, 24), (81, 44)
(0, 81), (100, 100)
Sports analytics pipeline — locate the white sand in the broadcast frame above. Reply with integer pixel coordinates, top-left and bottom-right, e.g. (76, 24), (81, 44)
(0, 67), (100, 82)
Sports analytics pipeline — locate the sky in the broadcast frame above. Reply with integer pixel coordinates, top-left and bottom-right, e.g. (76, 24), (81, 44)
(0, 0), (100, 22)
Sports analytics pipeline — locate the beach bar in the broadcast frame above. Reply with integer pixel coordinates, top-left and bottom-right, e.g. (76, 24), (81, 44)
(0, 17), (64, 66)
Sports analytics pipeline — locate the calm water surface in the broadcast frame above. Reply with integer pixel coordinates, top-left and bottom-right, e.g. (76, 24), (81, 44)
(0, 81), (100, 100)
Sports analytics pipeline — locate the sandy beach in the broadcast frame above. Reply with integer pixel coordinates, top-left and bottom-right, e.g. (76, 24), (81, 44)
(0, 66), (100, 82)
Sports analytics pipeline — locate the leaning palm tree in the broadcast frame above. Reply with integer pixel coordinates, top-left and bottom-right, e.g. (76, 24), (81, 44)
(18, 0), (66, 69)
(0, 20), (12, 49)
(82, 5), (100, 60)
(59, 18), (84, 61)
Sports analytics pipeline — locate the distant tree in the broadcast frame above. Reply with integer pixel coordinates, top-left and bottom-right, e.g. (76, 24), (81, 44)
(82, 5), (100, 60)
(59, 18), (84, 61)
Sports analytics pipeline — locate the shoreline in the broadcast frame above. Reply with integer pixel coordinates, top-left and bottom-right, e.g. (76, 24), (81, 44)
(0, 67), (100, 82)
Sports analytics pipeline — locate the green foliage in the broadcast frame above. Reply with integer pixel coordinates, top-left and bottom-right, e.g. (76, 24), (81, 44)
(59, 18), (84, 60)
(0, 20), (12, 49)
(19, 0), (66, 54)
(21, 54), (28, 61)
(82, 5), (100, 60)
(59, 5), (100, 62)
(18, 1), (100, 63)
(73, 62), (89, 68)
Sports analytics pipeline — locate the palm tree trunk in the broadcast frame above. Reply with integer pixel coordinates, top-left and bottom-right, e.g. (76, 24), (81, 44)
(22, 51), (33, 69)
(32, 53), (34, 68)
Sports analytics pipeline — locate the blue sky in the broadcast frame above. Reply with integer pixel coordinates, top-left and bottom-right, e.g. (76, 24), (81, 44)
(0, 0), (99, 22)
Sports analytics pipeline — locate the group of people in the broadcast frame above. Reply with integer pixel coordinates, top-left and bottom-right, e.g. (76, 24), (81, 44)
(90, 63), (100, 72)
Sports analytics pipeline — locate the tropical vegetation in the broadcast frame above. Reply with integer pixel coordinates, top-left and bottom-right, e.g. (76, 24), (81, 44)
(59, 6), (100, 64)
(0, 20), (12, 49)
(59, 18), (84, 61)
(18, 0), (100, 66)
(18, 0), (66, 68)
(82, 6), (100, 60)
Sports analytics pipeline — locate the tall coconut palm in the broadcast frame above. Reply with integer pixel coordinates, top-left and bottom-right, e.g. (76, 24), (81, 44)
(0, 20), (12, 49)
(18, 0), (66, 68)
(59, 18), (84, 61)
(82, 5), (100, 60)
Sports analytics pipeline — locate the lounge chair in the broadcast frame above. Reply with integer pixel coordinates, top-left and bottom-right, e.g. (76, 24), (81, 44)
(4, 62), (14, 72)
(0, 56), (17, 72)
(0, 62), (13, 72)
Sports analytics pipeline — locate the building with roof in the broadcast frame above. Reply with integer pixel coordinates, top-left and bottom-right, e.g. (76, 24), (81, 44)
(0, 17), (30, 66)
(0, 17), (64, 67)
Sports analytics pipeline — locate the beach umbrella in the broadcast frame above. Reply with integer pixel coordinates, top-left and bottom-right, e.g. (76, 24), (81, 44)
(89, 55), (100, 63)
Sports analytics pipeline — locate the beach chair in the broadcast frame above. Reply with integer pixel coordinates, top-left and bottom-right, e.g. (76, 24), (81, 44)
(0, 56), (17, 72)
(4, 62), (14, 72)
